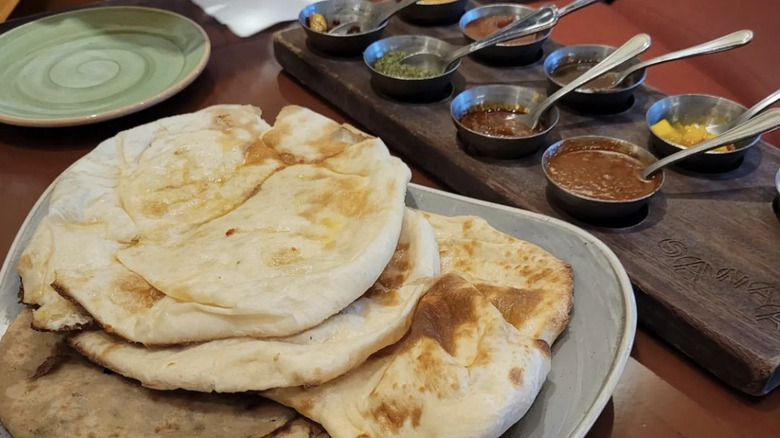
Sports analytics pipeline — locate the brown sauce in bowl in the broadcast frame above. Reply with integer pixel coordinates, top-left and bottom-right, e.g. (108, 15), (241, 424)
(551, 60), (639, 91)
(459, 105), (542, 137)
(547, 147), (661, 201)
(463, 15), (543, 46)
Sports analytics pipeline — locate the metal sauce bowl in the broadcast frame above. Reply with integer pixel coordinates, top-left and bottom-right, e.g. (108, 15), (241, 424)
(459, 3), (552, 65)
(399, 0), (468, 25)
(363, 35), (461, 101)
(542, 136), (664, 219)
(775, 168), (780, 220)
(544, 45), (646, 112)
(646, 94), (759, 172)
(776, 168), (780, 198)
(450, 85), (559, 158)
(299, 0), (389, 57)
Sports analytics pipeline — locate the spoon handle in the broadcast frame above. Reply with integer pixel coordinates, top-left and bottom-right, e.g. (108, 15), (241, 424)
(615, 30), (753, 83)
(558, 0), (601, 17)
(527, 33), (651, 126)
(374, 0), (420, 27)
(731, 88), (780, 127)
(445, 5), (559, 64)
(641, 108), (780, 179)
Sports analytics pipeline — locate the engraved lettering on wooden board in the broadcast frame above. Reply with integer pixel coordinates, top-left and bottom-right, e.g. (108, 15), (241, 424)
(657, 239), (780, 332)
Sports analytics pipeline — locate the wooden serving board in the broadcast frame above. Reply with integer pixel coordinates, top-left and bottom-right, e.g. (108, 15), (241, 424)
(273, 17), (780, 395)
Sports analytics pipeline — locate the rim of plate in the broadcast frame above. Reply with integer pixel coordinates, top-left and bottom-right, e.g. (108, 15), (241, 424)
(0, 6), (211, 128)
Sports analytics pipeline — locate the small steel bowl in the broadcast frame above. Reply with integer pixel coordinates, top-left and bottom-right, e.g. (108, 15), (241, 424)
(776, 168), (780, 198)
(544, 45), (647, 113)
(542, 136), (665, 219)
(299, 0), (389, 57)
(646, 94), (760, 172)
(363, 35), (462, 101)
(775, 168), (780, 220)
(399, 0), (468, 25)
(459, 3), (552, 65)
(450, 85), (559, 159)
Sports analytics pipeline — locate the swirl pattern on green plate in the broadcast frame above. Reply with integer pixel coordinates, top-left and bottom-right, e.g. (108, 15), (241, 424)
(0, 7), (210, 126)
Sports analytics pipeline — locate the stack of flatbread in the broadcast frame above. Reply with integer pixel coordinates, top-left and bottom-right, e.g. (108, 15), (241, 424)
(0, 105), (572, 438)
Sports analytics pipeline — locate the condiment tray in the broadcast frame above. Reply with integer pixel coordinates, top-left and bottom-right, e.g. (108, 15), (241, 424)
(273, 11), (780, 395)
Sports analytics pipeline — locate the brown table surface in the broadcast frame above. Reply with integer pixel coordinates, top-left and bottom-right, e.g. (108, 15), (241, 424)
(0, 1), (778, 437)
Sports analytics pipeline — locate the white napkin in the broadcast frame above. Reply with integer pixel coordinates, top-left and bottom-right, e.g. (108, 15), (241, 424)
(191, 0), (320, 37)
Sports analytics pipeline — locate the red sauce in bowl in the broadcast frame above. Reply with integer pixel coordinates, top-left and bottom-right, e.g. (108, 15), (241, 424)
(463, 15), (543, 46)
(459, 105), (542, 137)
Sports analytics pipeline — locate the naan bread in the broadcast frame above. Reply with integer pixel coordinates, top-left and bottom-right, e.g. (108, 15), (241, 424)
(265, 274), (551, 438)
(16, 219), (95, 331)
(422, 212), (573, 344)
(21, 105), (411, 344)
(17, 104), (274, 332)
(108, 133), (408, 337)
(266, 417), (329, 438)
(0, 310), (295, 438)
(68, 209), (439, 392)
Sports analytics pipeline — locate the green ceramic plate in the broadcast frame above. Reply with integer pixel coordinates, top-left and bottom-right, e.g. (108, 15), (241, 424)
(0, 6), (210, 127)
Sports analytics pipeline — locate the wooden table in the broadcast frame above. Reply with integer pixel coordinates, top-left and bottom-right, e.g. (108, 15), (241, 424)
(0, 1), (778, 437)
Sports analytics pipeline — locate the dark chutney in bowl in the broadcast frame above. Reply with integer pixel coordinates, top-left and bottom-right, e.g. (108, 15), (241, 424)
(458, 103), (542, 138)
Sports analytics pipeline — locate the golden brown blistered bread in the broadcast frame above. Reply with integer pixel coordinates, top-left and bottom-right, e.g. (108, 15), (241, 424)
(266, 417), (330, 438)
(265, 273), (553, 438)
(18, 104), (411, 346)
(67, 209), (440, 392)
(421, 212), (573, 345)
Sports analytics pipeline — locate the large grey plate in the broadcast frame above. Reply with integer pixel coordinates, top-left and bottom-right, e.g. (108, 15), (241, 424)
(0, 182), (635, 438)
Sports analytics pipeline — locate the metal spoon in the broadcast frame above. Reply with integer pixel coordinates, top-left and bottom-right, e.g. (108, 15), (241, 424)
(398, 5), (559, 73)
(512, 33), (651, 130)
(586, 30), (753, 90)
(641, 108), (780, 179)
(398, 0), (597, 68)
(709, 88), (780, 134)
(557, 0), (602, 17)
(328, 0), (419, 35)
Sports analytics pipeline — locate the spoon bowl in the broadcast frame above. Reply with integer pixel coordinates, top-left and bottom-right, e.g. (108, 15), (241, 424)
(363, 35), (461, 100)
(399, 52), (451, 72)
(776, 168), (780, 203)
(642, 108), (780, 178)
(450, 84), (559, 158)
(400, 5), (559, 74)
(328, 0), (419, 35)
(364, 5), (557, 99)
(458, 0), (601, 65)
(522, 34), (651, 130)
(544, 45), (646, 113)
(299, 0), (389, 56)
(542, 136), (664, 220)
(708, 88), (780, 134)
(646, 94), (759, 172)
(458, 3), (553, 65)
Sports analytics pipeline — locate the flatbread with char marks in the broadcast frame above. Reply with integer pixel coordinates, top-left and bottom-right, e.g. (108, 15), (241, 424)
(17, 105), (275, 332)
(265, 274), (551, 438)
(421, 212), (573, 344)
(67, 209), (439, 392)
(19, 105), (411, 346)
